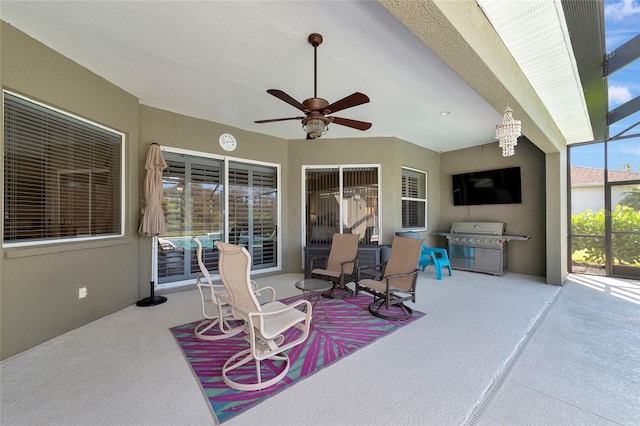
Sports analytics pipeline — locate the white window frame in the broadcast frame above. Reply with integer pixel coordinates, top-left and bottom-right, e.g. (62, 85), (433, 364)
(2, 90), (126, 248)
(156, 146), (282, 290)
(301, 164), (382, 266)
(401, 166), (428, 231)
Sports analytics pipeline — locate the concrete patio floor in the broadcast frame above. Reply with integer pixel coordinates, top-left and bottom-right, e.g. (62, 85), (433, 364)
(1, 270), (638, 425)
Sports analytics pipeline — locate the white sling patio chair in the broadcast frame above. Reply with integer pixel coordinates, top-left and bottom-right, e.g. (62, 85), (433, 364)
(192, 236), (274, 341)
(215, 241), (313, 391)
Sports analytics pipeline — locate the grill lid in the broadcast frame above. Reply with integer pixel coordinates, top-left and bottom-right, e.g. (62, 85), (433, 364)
(450, 222), (505, 235)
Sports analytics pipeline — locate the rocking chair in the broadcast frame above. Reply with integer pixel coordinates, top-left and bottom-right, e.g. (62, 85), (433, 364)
(215, 241), (312, 391)
(355, 236), (423, 320)
(192, 236), (274, 341)
(309, 233), (359, 299)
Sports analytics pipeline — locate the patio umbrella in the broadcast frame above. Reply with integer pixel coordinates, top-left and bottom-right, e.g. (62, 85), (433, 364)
(137, 143), (168, 307)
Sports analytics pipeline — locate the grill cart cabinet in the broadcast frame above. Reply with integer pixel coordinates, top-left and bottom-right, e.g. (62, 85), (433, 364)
(437, 222), (529, 276)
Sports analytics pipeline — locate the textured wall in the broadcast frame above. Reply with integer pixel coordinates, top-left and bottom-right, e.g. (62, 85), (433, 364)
(440, 139), (547, 277)
(1, 23), (140, 359)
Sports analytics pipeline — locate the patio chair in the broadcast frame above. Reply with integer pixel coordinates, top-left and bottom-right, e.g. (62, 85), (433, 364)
(215, 241), (312, 391)
(309, 233), (359, 298)
(192, 236), (275, 341)
(419, 245), (452, 280)
(355, 236), (423, 320)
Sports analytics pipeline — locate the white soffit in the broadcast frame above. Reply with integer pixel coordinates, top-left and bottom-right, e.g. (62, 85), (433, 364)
(477, 0), (593, 144)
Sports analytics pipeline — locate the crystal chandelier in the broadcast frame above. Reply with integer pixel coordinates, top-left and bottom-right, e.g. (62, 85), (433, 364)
(495, 107), (521, 157)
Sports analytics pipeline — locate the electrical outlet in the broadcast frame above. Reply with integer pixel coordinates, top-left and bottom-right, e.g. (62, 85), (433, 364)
(78, 287), (88, 299)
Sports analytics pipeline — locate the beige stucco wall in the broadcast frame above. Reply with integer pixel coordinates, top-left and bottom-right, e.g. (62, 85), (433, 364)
(440, 139), (547, 277)
(1, 22), (141, 359)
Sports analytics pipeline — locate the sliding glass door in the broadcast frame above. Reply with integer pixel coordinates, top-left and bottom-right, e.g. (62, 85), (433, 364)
(228, 163), (278, 270)
(304, 165), (380, 245)
(158, 151), (279, 284)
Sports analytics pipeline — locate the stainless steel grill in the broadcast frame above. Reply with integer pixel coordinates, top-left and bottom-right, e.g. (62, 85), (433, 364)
(437, 222), (529, 276)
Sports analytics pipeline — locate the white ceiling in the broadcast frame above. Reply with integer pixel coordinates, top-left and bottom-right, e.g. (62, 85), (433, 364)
(1, 1), (505, 152)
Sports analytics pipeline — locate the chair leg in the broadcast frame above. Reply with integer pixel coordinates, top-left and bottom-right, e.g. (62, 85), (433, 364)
(368, 298), (413, 321)
(222, 347), (291, 391)
(435, 265), (442, 280)
(194, 317), (243, 341)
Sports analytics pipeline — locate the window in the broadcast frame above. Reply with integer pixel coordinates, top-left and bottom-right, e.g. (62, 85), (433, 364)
(401, 167), (427, 229)
(3, 91), (123, 246)
(158, 151), (279, 284)
(304, 165), (380, 245)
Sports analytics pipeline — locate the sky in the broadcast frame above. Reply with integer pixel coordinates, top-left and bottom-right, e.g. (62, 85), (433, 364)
(571, 0), (640, 173)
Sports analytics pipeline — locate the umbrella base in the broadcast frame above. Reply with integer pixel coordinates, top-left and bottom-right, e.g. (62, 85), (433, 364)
(136, 296), (167, 307)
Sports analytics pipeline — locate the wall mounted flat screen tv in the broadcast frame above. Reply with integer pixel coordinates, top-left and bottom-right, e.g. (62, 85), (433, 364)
(452, 166), (522, 206)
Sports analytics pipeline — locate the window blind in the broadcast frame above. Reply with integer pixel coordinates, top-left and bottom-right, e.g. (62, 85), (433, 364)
(3, 92), (122, 244)
(401, 167), (427, 229)
(305, 166), (379, 245)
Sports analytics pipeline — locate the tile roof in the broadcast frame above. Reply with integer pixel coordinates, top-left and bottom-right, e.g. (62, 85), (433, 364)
(571, 166), (640, 184)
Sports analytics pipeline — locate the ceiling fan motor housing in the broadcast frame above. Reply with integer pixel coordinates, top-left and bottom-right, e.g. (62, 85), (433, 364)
(303, 97), (329, 113)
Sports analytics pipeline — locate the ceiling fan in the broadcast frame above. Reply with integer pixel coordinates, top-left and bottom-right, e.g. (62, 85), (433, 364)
(254, 33), (372, 139)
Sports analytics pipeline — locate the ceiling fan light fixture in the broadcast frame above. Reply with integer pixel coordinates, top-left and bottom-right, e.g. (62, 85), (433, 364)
(302, 116), (330, 139)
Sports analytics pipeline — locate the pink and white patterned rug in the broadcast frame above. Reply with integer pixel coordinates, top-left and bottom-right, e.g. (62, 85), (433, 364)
(170, 293), (425, 424)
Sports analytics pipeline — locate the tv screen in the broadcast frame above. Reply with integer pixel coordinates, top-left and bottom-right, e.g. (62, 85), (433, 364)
(452, 167), (522, 206)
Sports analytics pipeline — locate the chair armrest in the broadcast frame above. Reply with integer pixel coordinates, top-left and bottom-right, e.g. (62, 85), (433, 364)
(422, 247), (448, 259)
(219, 295), (313, 336)
(431, 248), (448, 259)
(384, 269), (420, 280)
(248, 299), (314, 350)
(195, 272), (210, 286)
(384, 269), (420, 289)
(253, 285), (276, 304)
(217, 286), (276, 309)
(196, 272), (225, 293)
(248, 299), (312, 319)
(339, 257), (358, 273)
(356, 262), (386, 280)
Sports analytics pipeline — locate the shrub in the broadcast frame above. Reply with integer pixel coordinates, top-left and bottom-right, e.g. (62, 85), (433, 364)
(571, 206), (640, 265)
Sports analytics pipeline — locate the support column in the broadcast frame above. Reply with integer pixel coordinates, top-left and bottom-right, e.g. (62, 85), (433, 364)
(545, 151), (568, 285)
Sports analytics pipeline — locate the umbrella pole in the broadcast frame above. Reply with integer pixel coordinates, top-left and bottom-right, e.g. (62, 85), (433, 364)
(137, 235), (168, 307)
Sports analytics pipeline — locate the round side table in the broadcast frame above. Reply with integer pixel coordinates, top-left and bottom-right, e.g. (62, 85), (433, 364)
(295, 278), (333, 323)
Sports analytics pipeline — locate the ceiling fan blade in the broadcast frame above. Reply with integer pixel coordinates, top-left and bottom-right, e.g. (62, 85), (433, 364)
(324, 92), (370, 114)
(266, 89), (308, 112)
(254, 116), (304, 124)
(331, 116), (372, 131)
